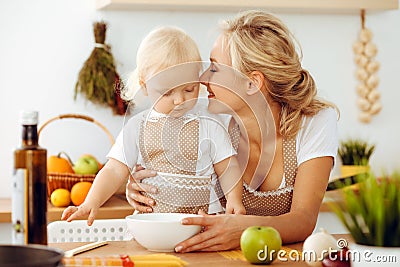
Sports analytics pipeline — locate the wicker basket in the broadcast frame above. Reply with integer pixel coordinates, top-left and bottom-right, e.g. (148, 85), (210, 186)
(38, 114), (115, 197)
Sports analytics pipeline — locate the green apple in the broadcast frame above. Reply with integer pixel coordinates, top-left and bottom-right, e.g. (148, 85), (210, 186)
(73, 155), (99, 175)
(240, 226), (282, 265)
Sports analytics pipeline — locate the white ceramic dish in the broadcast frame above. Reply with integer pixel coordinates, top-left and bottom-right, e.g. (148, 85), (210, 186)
(126, 213), (201, 252)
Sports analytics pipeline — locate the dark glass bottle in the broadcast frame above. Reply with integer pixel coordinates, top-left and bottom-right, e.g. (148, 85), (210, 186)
(12, 111), (47, 245)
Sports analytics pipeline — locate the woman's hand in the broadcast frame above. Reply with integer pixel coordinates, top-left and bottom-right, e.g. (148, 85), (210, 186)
(125, 165), (158, 213)
(174, 211), (244, 252)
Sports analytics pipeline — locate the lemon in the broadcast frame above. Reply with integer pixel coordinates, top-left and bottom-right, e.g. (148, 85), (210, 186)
(50, 188), (71, 207)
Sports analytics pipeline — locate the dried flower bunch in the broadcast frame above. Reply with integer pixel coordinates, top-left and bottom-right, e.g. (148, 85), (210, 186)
(74, 21), (128, 115)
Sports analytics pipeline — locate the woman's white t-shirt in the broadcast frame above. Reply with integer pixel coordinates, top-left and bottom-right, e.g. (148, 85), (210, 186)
(215, 106), (339, 189)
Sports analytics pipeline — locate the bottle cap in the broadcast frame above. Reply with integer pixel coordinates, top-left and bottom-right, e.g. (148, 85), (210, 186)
(20, 110), (38, 125)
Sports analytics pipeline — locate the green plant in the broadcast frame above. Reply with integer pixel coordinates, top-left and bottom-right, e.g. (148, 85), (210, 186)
(338, 139), (375, 166)
(330, 171), (400, 247)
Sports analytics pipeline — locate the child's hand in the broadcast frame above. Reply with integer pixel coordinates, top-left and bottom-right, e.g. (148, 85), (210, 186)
(61, 203), (99, 226)
(225, 201), (246, 215)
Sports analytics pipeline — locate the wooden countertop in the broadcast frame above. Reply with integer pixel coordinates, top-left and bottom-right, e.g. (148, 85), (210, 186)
(52, 240), (307, 266)
(50, 234), (352, 266)
(0, 195), (134, 223)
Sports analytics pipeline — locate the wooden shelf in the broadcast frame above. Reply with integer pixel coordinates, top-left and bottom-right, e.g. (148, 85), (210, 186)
(96, 0), (399, 12)
(47, 194), (134, 223)
(0, 195), (134, 224)
(0, 198), (11, 223)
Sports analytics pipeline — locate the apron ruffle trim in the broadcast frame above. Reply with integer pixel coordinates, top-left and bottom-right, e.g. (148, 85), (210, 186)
(243, 182), (294, 197)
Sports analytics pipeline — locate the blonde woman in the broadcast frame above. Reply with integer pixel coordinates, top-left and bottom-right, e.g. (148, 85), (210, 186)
(62, 26), (245, 225)
(126, 11), (339, 251)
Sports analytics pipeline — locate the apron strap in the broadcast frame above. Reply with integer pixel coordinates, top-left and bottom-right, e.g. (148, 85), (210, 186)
(283, 137), (297, 186)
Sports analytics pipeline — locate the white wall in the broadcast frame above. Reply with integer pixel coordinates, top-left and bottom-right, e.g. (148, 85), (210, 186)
(1, 0), (400, 198)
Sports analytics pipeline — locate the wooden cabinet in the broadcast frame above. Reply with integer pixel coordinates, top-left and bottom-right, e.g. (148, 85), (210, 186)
(96, 0), (398, 12)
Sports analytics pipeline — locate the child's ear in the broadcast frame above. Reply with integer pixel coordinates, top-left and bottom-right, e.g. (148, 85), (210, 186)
(139, 78), (148, 96)
(247, 71), (265, 95)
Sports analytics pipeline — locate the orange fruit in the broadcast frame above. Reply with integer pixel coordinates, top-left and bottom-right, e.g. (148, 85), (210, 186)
(47, 151), (74, 173)
(50, 188), (71, 207)
(70, 181), (92, 206)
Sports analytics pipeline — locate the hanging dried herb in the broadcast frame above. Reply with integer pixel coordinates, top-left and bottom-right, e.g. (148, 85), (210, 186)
(74, 21), (129, 115)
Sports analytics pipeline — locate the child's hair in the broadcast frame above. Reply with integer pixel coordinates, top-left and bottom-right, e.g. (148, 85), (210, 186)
(122, 26), (202, 102)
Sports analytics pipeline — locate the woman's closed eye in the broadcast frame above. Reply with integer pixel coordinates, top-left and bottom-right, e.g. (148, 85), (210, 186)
(204, 61), (218, 73)
(209, 63), (218, 73)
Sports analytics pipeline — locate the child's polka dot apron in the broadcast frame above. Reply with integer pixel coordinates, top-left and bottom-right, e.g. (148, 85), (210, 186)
(139, 115), (211, 214)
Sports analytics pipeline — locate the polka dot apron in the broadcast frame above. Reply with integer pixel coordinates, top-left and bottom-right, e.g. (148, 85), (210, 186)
(216, 133), (297, 216)
(241, 137), (297, 216)
(139, 115), (211, 214)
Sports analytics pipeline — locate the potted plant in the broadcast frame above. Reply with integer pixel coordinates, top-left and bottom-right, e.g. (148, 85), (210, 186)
(327, 139), (375, 191)
(338, 138), (375, 177)
(329, 171), (400, 266)
(338, 138), (375, 172)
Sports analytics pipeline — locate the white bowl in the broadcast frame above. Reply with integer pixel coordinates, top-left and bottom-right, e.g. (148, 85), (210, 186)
(125, 213), (201, 252)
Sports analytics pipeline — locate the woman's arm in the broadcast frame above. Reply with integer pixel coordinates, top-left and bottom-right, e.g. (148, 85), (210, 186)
(175, 156), (333, 252)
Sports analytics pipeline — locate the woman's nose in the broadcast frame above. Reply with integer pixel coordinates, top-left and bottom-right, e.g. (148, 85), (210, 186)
(199, 69), (209, 86)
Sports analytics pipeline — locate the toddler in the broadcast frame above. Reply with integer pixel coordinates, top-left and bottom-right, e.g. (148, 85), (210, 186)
(62, 26), (245, 225)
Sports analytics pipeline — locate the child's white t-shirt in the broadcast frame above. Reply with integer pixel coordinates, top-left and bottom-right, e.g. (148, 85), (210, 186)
(107, 102), (237, 213)
(107, 106), (236, 175)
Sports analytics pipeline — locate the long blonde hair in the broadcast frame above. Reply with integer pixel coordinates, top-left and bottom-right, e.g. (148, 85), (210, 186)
(221, 10), (337, 137)
(122, 26), (201, 102)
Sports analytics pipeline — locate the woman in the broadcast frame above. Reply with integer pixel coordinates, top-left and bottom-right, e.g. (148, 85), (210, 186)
(126, 10), (338, 252)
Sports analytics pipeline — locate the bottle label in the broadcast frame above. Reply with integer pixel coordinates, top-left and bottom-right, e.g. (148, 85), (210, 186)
(12, 168), (28, 244)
